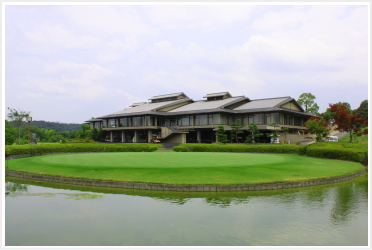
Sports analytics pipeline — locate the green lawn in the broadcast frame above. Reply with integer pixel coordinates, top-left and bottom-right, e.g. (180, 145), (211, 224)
(6, 152), (364, 185)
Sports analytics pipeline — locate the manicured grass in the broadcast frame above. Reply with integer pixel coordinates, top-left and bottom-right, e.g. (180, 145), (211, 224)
(6, 152), (364, 185)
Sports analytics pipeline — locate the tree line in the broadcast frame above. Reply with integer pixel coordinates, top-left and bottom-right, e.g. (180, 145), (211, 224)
(5, 108), (107, 145)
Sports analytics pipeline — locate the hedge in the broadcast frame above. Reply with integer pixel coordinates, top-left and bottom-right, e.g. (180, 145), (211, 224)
(175, 143), (301, 154)
(173, 142), (367, 163)
(172, 146), (189, 152)
(5, 143), (164, 156)
(305, 142), (367, 162)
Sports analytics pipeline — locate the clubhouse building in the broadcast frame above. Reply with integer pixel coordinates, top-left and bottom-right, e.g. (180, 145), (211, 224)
(86, 92), (313, 144)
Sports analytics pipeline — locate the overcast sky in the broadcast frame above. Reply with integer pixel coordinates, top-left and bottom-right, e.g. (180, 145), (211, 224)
(4, 3), (369, 124)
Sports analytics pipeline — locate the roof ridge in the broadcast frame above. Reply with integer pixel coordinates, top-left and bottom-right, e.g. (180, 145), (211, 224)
(250, 96), (291, 101)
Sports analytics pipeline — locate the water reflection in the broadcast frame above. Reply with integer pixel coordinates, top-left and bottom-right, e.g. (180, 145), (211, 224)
(5, 174), (368, 246)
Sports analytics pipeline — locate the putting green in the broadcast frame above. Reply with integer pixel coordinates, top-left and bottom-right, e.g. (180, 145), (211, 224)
(7, 152), (364, 185)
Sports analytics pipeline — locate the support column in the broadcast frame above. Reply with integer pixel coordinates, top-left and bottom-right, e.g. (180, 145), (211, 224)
(133, 130), (138, 143)
(197, 130), (201, 143)
(148, 130), (152, 143)
(122, 131), (125, 143)
(110, 131), (113, 142)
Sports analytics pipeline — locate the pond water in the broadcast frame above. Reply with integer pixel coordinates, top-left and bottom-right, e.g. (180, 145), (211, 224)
(5, 174), (368, 247)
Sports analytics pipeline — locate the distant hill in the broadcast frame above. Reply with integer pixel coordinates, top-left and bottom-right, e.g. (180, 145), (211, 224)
(30, 120), (82, 132)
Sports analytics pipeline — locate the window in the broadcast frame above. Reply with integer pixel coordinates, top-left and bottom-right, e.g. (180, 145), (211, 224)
(270, 113), (280, 124)
(249, 114), (264, 124)
(199, 115), (208, 125)
(145, 116), (154, 126)
(90, 123), (94, 129)
(284, 114), (293, 125)
(213, 114), (221, 125)
(265, 114), (270, 124)
(102, 120), (107, 128)
(294, 116), (303, 126)
(108, 119), (117, 128)
(132, 117), (142, 127)
(94, 122), (101, 129)
(120, 118), (130, 127)
(178, 116), (190, 126)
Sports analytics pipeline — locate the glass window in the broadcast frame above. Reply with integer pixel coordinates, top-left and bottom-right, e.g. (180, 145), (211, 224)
(249, 115), (254, 124)
(199, 115), (208, 125)
(234, 115), (242, 125)
(271, 113), (280, 124)
(208, 115), (213, 125)
(132, 117), (142, 127)
(145, 116), (153, 126)
(294, 116), (303, 126)
(94, 122), (101, 129)
(213, 114), (221, 125)
(265, 114), (270, 124)
(255, 114), (264, 124)
(195, 115), (199, 125)
(284, 114), (293, 125)
(90, 123), (94, 129)
(120, 118), (128, 127)
(108, 119), (117, 128)
(102, 120), (107, 128)
(181, 116), (190, 126)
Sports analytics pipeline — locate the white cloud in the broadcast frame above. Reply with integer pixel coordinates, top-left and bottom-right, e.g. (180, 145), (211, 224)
(144, 5), (254, 27)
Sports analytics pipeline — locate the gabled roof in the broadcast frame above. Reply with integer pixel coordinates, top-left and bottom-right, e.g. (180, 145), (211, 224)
(233, 97), (291, 110)
(148, 92), (188, 100)
(98, 98), (191, 118)
(203, 92), (232, 98)
(169, 96), (247, 113)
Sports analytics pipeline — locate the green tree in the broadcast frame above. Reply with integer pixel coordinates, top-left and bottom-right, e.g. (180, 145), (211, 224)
(266, 123), (288, 143)
(304, 115), (330, 142)
(79, 124), (92, 139)
(5, 120), (17, 145)
(7, 107), (31, 145)
(245, 123), (263, 144)
(230, 119), (244, 143)
(91, 128), (99, 141)
(354, 100), (368, 122)
(216, 126), (229, 144)
(297, 93), (319, 115)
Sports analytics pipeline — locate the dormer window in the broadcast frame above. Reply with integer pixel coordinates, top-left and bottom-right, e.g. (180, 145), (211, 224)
(207, 96), (223, 101)
(148, 92), (188, 103)
(203, 92), (232, 101)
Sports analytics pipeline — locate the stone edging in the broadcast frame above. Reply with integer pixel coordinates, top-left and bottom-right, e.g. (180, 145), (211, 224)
(5, 168), (366, 192)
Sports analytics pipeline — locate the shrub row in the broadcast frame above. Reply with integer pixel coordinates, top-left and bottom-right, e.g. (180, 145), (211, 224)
(5, 143), (164, 156)
(304, 142), (367, 162)
(174, 143), (301, 154)
(173, 142), (367, 163)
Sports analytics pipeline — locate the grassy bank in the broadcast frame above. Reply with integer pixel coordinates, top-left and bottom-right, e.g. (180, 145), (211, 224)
(6, 152), (364, 185)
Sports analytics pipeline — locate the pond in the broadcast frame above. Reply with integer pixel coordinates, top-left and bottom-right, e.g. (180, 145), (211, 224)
(5, 174), (368, 246)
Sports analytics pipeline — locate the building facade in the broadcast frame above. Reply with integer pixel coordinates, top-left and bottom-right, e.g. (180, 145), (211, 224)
(86, 92), (313, 144)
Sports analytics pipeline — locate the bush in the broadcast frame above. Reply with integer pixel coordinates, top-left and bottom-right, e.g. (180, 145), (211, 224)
(68, 139), (97, 143)
(173, 146), (189, 152)
(177, 143), (300, 154)
(305, 142), (367, 162)
(5, 143), (164, 156)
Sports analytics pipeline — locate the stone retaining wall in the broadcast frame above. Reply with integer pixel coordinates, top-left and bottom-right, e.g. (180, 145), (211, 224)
(5, 168), (366, 192)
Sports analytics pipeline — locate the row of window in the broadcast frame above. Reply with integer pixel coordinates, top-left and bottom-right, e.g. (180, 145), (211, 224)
(91, 113), (306, 128)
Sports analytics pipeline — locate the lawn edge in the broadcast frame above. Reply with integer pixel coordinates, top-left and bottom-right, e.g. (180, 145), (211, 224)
(5, 168), (366, 192)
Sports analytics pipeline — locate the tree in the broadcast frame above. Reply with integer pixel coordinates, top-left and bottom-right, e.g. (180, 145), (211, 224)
(245, 123), (263, 144)
(216, 126), (229, 144)
(328, 104), (368, 143)
(79, 124), (91, 139)
(91, 128), (99, 141)
(5, 120), (17, 145)
(304, 115), (330, 142)
(230, 119), (244, 143)
(7, 107), (31, 145)
(297, 93), (319, 115)
(266, 123), (288, 143)
(354, 100), (368, 122)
